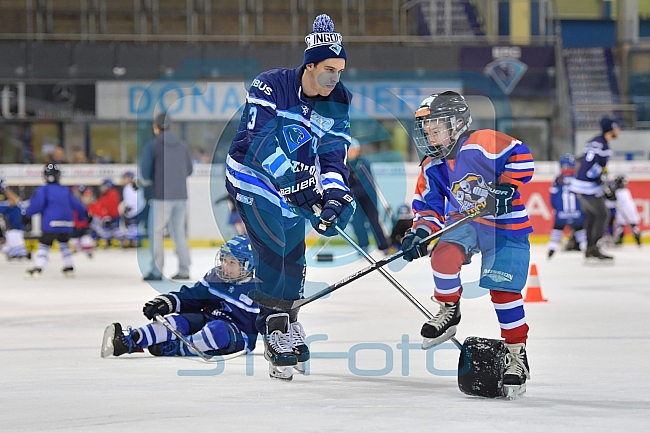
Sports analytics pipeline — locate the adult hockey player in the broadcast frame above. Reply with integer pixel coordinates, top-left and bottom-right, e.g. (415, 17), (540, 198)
(569, 116), (619, 260)
(101, 236), (259, 358)
(24, 164), (88, 277)
(547, 154), (587, 258)
(401, 92), (534, 398)
(225, 14), (354, 380)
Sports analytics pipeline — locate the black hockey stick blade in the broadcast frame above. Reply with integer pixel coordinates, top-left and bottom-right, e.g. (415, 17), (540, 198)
(248, 207), (489, 311)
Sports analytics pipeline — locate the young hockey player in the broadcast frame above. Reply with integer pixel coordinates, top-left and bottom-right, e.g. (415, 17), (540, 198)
(0, 179), (30, 260)
(24, 164), (88, 277)
(612, 175), (642, 245)
(101, 235), (259, 358)
(547, 154), (587, 258)
(88, 178), (122, 248)
(401, 91), (534, 398)
(121, 171), (145, 248)
(70, 185), (95, 258)
(225, 14), (354, 380)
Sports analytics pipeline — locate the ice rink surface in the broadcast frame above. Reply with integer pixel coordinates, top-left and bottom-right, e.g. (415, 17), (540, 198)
(1, 243), (649, 432)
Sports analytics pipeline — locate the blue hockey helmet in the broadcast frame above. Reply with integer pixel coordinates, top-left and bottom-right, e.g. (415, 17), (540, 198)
(123, 171), (135, 180)
(101, 178), (113, 189)
(44, 164), (61, 184)
(214, 235), (254, 282)
(559, 153), (576, 169)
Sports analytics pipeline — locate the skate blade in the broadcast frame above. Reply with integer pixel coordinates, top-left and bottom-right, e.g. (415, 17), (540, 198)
(62, 271), (75, 278)
(100, 324), (116, 358)
(269, 364), (293, 381)
(293, 361), (306, 374)
(503, 383), (526, 400)
(584, 258), (614, 267)
(421, 326), (457, 350)
(24, 271), (41, 279)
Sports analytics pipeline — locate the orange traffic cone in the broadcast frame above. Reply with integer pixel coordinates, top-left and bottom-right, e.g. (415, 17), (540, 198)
(524, 264), (547, 303)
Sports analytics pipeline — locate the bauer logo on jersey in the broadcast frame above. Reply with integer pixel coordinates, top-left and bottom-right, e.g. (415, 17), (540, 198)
(451, 174), (489, 213)
(282, 125), (312, 153)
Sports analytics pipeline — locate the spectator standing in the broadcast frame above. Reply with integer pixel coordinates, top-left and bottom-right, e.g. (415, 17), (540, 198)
(140, 113), (193, 281)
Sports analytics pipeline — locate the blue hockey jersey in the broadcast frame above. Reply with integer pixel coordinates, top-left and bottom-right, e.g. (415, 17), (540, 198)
(412, 130), (535, 236)
(166, 269), (260, 352)
(549, 175), (584, 224)
(570, 135), (612, 197)
(25, 184), (87, 233)
(226, 66), (353, 222)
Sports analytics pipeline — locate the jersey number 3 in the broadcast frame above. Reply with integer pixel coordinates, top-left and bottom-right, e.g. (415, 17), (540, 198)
(247, 106), (257, 130)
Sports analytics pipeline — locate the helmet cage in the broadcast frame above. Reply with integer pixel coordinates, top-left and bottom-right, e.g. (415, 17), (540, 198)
(413, 114), (466, 160)
(214, 237), (254, 283)
(412, 92), (471, 161)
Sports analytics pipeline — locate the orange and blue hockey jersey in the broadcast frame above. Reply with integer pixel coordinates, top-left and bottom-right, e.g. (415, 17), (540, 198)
(412, 130), (534, 236)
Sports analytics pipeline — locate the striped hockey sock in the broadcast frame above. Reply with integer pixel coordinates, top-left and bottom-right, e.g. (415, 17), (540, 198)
(490, 290), (529, 344)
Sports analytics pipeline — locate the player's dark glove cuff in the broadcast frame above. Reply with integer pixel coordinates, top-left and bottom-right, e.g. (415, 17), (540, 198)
(276, 171), (322, 212)
(142, 295), (176, 320)
(401, 228), (430, 262)
(486, 183), (517, 217)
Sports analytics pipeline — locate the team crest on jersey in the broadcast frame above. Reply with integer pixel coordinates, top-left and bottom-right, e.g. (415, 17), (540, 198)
(311, 112), (334, 132)
(282, 125), (312, 153)
(451, 173), (489, 213)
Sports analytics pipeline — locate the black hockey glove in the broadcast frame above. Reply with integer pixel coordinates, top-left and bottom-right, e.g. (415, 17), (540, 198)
(276, 171), (322, 213)
(21, 214), (31, 227)
(401, 228), (430, 262)
(485, 182), (517, 217)
(86, 212), (94, 223)
(143, 295), (176, 320)
(315, 189), (355, 236)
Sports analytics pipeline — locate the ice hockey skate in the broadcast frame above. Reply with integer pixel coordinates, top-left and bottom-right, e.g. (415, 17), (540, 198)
(62, 267), (75, 277)
(100, 323), (140, 358)
(584, 245), (614, 265)
(290, 321), (310, 373)
(421, 299), (461, 349)
(148, 340), (180, 357)
(503, 343), (530, 400)
(264, 313), (297, 381)
(24, 267), (42, 279)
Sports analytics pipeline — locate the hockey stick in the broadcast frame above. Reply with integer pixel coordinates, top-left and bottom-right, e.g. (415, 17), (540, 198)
(153, 314), (245, 362)
(335, 226), (463, 350)
(248, 208), (488, 311)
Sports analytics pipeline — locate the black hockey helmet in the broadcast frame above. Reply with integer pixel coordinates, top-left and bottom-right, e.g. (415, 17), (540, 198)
(614, 175), (627, 190)
(44, 163), (61, 184)
(413, 91), (472, 160)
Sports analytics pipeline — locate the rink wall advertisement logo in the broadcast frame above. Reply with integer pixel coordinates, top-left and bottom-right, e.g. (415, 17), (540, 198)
(95, 80), (462, 121)
(177, 334), (471, 378)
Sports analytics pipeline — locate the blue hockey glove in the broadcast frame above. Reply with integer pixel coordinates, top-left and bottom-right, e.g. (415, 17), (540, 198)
(485, 182), (517, 217)
(401, 228), (430, 262)
(143, 295), (176, 320)
(276, 171), (322, 213)
(315, 189), (355, 236)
